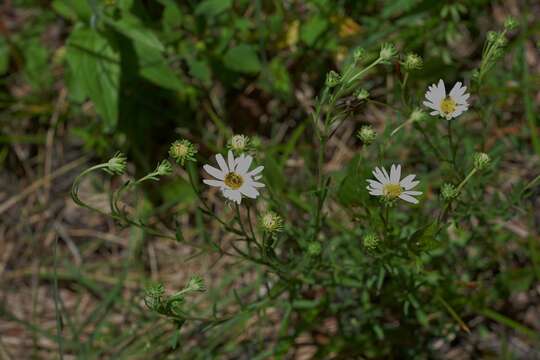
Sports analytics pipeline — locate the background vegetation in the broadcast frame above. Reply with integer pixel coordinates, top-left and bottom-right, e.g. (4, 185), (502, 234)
(1, 0), (539, 358)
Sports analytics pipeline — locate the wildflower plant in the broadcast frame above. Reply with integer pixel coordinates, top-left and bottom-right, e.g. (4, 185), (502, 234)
(69, 17), (538, 359)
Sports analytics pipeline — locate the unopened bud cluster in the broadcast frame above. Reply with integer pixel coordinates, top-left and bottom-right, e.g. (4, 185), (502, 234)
(357, 125), (377, 145)
(307, 242), (322, 256)
(355, 88), (370, 101)
(260, 212), (283, 234)
(228, 134), (250, 154)
(473, 152), (491, 171)
(156, 160), (173, 177)
(169, 139), (198, 166)
(106, 152), (127, 175)
(363, 233), (379, 252)
(186, 276), (206, 292)
(325, 70), (341, 87)
(441, 183), (458, 201)
(403, 53), (423, 71)
(379, 43), (397, 63)
(409, 108), (426, 123)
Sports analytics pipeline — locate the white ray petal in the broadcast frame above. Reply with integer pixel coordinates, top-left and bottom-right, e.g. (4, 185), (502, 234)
(381, 167), (391, 183)
(223, 189), (242, 204)
(227, 151), (236, 172)
(403, 190), (422, 196)
(454, 93), (470, 104)
(250, 181), (266, 188)
(390, 164), (401, 183)
(372, 167), (388, 184)
(400, 174), (417, 190)
(399, 193), (419, 204)
(216, 153), (228, 173)
(239, 185), (259, 199)
(236, 155), (253, 174)
(367, 179), (383, 189)
(203, 165), (225, 180)
(247, 165), (264, 176)
(423, 100), (440, 111)
(203, 179), (225, 188)
(437, 79), (446, 97)
(449, 82), (463, 98)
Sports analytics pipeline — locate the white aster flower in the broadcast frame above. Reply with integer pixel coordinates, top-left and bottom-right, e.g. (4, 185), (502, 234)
(203, 150), (264, 204)
(423, 79), (470, 120)
(366, 164), (422, 204)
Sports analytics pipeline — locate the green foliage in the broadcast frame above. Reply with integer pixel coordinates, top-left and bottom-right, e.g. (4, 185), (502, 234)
(223, 44), (262, 74)
(3, 0), (540, 359)
(66, 26), (120, 131)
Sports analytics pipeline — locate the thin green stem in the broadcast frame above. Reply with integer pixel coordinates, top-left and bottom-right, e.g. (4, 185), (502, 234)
(447, 120), (458, 173)
(414, 123), (447, 163)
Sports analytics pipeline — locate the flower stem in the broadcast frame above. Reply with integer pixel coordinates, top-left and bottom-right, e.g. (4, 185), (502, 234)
(447, 120), (458, 173)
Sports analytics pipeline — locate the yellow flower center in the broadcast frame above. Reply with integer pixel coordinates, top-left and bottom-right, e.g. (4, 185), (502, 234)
(173, 144), (188, 157)
(224, 172), (244, 190)
(439, 97), (457, 115)
(383, 183), (403, 198)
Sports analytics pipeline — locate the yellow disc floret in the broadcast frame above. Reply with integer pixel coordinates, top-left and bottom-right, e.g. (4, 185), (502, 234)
(383, 183), (403, 199)
(224, 172), (244, 189)
(440, 97), (457, 116)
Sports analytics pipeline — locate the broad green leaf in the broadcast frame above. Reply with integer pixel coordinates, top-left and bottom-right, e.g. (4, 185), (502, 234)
(22, 39), (52, 90)
(223, 44), (261, 74)
(66, 26), (120, 131)
(108, 14), (164, 52)
(133, 41), (186, 92)
(187, 58), (212, 85)
(51, 0), (92, 21)
(161, 0), (183, 30)
(195, 0), (232, 17)
(300, 16), (328, 46)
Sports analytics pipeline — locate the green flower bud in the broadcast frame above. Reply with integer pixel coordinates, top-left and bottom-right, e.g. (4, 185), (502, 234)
(355, 88), (370, 101)
(473, 152), (491, 171)
(186, 276), (206, 292)
(440, 183), (458, 201)
(363, 233), (379, 252)
(105, 152), (127, 175)
(325, 70), (341, 88)
(379, 43), (397, 63)
(403, 53), (423, 71)
(228, 134), (250, 154)
(260, 212), (283, 234)
(353, 47), (365, 61)
(144, 283), (165, 311)
(409, 108), (426, 123)
(156, 160), (173, 177)
(504, 17), (518, 31)
(487, 31), (498, 43)
(357, 125), (377, 145)
(495, 35), (507, 47)
(169, 139), (198, 166)
(307, 242), (322, 256)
